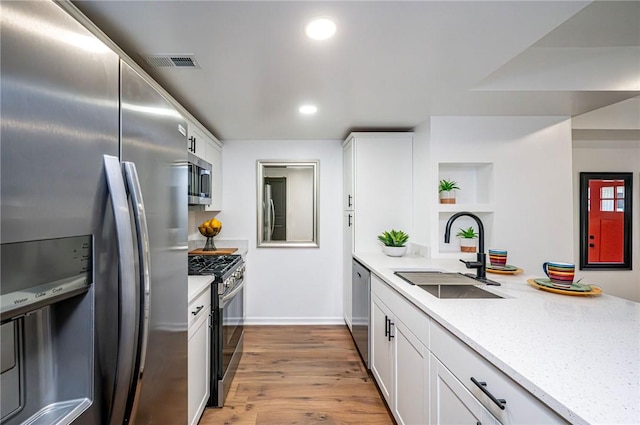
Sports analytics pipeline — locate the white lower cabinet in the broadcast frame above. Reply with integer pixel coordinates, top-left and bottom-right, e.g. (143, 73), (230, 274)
(370, 274), (566, 425)
(429, 322), (566, 424)
(188, 287), (211, 425)
(371, 294), (393, 402)
(394, 318), (429, 425)
(430, 354), (500, 425)
(371, 279), (429, 425)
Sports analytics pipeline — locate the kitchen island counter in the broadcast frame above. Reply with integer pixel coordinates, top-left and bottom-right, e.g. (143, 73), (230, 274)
(354, 251), (639, 425)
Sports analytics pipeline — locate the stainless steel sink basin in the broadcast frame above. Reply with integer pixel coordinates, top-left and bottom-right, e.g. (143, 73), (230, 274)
(394, 271), (503, 299)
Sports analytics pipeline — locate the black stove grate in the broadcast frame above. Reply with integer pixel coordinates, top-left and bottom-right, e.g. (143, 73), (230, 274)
(188, 254), (241, 277)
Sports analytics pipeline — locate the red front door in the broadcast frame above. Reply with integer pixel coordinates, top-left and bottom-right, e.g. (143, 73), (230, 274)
(588, 180), (625, 263)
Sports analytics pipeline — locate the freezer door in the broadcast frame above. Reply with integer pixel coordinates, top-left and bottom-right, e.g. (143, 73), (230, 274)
(120, 61), (188, 424)
(1, 2), (121, 424)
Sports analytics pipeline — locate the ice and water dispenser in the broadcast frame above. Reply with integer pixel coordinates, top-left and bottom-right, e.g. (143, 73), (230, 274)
(1, 236), (93, 425)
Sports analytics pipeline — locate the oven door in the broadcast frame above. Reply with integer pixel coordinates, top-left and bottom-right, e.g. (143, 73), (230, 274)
(220, 278), (244, 374)
(214, 277), (244, 406)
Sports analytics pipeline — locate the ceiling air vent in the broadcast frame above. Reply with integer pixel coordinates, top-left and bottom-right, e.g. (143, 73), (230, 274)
(142, 54), (200, 69)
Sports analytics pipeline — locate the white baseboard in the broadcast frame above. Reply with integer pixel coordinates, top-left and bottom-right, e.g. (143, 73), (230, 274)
(244, 316), (346, 326)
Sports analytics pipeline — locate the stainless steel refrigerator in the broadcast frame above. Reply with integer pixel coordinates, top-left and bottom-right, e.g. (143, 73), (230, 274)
(1, 2), (188, 424)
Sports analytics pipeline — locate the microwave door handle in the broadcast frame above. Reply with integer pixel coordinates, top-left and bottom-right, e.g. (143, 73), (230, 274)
(103, 155), (138, 425)
(201, 168), (211, 197)
(123, 161), (151, 418)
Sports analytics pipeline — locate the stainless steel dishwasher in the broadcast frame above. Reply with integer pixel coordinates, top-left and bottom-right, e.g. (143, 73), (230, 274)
(352, 259), (371, 368)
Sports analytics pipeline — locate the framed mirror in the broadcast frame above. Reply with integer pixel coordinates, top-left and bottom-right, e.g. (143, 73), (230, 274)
(257, 160), (319, 248)
(579, 172), (632, 270)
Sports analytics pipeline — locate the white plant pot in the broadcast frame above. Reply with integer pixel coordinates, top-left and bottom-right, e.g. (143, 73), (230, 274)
(383, 246), (407, 257)
(439, 190), (456, 204)
(459, 238), (477, 253)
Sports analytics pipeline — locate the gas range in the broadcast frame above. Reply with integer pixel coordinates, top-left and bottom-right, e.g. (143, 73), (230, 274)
(187, 253), (246, 408)
(188, 254), (244, 295)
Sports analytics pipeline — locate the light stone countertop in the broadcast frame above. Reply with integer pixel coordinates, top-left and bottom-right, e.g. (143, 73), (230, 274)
(354, 251), (640, 425)
(188, 275), (215, 303)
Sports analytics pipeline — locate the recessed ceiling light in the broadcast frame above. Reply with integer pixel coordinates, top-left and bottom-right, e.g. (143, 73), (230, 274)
(299, 104), (318, 115)
(305, 17), (336, 40)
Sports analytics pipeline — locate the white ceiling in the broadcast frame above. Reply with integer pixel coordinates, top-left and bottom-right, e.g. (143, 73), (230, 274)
(72, 1), (640, 141)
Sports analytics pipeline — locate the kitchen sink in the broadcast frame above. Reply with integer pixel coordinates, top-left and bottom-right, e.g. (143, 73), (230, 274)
(394, 271), (503, 299)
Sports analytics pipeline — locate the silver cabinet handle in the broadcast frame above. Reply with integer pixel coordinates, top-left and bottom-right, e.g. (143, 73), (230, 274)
(104, 155), (137, 425)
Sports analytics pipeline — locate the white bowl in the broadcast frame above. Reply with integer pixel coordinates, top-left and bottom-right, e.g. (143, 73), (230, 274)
(383, 246), (407, 257)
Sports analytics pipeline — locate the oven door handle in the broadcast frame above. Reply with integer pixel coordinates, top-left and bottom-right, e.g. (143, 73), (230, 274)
(221, 279), (245, 306)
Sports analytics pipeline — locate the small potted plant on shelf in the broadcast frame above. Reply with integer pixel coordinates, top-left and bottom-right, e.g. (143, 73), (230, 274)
(456, 226), (478, 253)
(439, 179), (460, 204)
(377, 229), (409, 257)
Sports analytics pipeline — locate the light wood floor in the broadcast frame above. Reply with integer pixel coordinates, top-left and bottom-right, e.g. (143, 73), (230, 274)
(199, 325), (394, 425)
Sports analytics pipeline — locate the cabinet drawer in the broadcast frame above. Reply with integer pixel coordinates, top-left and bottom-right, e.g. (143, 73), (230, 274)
(188, 286), (211, 330)
(371, 274), (429, 347)
(430, 321), (567, 424)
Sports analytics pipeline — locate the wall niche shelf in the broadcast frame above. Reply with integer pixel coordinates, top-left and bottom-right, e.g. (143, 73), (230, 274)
(437, 204), (494, 213)
(438, 162), (493, 206)
(433, 162), (495, 258)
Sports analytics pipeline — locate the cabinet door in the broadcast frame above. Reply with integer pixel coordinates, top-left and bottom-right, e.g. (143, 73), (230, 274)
(188, 307), (211, 425)
(343, 212), (354, 329)
(352, 135), (412, 252)
(371, 294), (393, 404)
(204, 139), (223, 211)
(430, 354), (500, 425)
(343, 139), (354, 210)
(394, 319), (428, 425)
(187, 125), (206, 160)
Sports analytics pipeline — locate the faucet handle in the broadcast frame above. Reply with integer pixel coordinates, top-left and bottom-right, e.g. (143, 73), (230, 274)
(459, 259), (482, 269)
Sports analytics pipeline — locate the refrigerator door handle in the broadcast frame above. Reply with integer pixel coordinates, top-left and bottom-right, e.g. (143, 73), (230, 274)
(123, 161), (151, 414)
(270, 199), (275, 236)
(103, 155), (139, 425)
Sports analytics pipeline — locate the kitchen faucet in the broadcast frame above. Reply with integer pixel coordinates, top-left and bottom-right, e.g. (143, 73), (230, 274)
(444, 211), (500, 286)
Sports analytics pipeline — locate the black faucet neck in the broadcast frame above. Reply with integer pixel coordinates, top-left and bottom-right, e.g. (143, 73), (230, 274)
(443, 211), (485, 254)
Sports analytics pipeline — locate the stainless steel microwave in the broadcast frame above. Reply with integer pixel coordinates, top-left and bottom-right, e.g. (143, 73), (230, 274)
(188, 152), (212, 205)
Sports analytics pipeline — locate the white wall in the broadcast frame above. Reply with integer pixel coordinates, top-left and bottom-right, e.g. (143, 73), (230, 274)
(572, 137), (640, 302)
(429, 116), (575, 274)
(216, 139), (343, 324)
(412, 120), (432, 251)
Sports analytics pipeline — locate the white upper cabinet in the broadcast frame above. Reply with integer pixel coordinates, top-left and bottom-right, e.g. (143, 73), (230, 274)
(342, 132), (413, 253)
(204, 140), (223, 211)
(187, 125), (207, 161)
(343, 140), (354, 210)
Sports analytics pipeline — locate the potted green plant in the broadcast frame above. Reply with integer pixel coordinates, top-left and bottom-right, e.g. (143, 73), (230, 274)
(456, 226), (478, 252)
(377, 229), (409, 257)
(439, 179), (460, 204)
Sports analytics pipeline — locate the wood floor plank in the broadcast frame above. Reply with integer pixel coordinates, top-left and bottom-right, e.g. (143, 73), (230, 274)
(200, 325), (394, 425)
